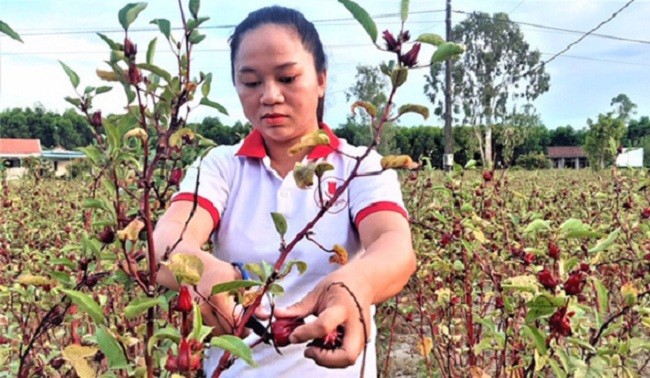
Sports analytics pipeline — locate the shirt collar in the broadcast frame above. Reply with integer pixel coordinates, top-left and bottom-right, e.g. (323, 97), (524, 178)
(235, 123), (341, 160)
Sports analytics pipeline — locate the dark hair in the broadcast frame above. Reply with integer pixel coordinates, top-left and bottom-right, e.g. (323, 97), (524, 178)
(229, 6), (328, 123)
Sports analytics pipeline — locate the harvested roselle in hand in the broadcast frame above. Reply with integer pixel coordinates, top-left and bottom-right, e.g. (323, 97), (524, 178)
(307, 325), (345, 350)
(271, 317), (305, 347)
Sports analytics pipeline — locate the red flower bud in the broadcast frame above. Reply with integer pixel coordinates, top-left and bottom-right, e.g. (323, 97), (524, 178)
(537, 268), (558, 290)
(271, 317), (305, 347)
(175, 338), (200, 372)
(579, 263), (590, 272)
(175, 286), (193, 314)
(523, 252), (536, 265)
(482, 170), (494, 182)
(439, 232), (452, 247)
(165, 352), (178, 372)
(98, 226), (115, 244)
(641, 207), (650, 219)
(50, 357), (65, 369)
(495, 296), (504, 309)
(549, 306), (572, 337)
(91, 111), (102, 128)
(128, 63), (142, 85)
(382, 30), (400, 52)
(563, 271), (586, 296)
(548, 240), (560, 260)
(399, 42), (421, 68)
(400, 30), (411, 42)
(169, 168), (183, 187)
(124, 38), (137, 58)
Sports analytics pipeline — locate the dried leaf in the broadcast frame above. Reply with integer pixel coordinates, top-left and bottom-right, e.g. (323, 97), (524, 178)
(62, 344), (98, 378)
(161, 253), (204, 285)
(116, 218), (145, 241)
(288, 130), (330, 156)
(417, 336), (433, 357)
(380, 155), (419, 170)
(329, 244), (348, 265)
(16, 274), (54, 287)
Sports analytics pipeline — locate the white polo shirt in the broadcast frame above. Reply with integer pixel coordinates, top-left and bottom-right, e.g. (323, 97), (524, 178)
(173, 124), (407, 377)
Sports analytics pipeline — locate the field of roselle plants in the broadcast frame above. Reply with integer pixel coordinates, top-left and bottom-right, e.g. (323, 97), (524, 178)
(1, 167), (649, 377)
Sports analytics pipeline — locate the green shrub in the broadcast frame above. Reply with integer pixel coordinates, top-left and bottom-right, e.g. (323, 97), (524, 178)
(515, 152), (551, 169)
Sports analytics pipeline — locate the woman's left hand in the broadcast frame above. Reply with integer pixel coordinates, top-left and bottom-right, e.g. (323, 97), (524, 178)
(272, 271), (372, 368)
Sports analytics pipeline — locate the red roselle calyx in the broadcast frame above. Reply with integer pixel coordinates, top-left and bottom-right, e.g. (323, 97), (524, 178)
(382, 30), (400, 52)
(169, 168), (183, 187)
(549, 305), (573, 337)
(91, 111), (102, 128)
(642, 207), (650, 219)
(271, 317), (305, 347)
(128, 63), (142, 85)
(175, 286), (193, 314)
(98, 226), (115, 244)
(537, 268), (558, 290)
(563, 271), (586, 296)
(399, 42), (421, 68)
(548, 240), (560, 259)
(166, 338), (201, 373)
(124, 38), (137, 58)
(307, 325), (345, 350)
(482, 170), (494, 182)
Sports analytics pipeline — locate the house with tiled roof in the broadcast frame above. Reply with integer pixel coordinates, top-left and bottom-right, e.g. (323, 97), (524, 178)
(547, 146), (588, 169)
(1, 139), (85, 178)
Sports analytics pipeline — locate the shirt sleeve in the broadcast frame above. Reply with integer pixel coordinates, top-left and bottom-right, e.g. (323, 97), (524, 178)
(171, 147), (233, 228)
(347, 149), (408, 229)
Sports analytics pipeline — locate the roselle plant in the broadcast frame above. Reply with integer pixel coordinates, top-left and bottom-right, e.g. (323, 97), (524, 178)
(3, 0), (464, 377)
(380, 164), (649, 377)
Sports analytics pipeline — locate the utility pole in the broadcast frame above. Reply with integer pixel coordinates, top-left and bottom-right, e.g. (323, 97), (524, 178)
(443, 0), (454, 172)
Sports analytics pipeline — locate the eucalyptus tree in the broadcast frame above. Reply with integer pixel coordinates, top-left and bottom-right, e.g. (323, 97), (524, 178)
(424, 11), (550, 168)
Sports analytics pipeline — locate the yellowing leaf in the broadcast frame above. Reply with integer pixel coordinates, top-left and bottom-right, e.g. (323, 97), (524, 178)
(169, 127), (195, 148)
(621, 282), (638, 306)
(472, 229), (486, 244)
(380, 155), (419, 170)
(417, 336), (433, 357)
(116, 218), (145, 241)
(16, 274), (54, 287)
(329, 244), (348, 265)
(470, 367), (490, 378)
(162, 253), (204, 285)
(62, 344), (98, 378)
(288, 130), (330, 156)
(293, 162), (316, 189)
(350, 101), (377, 118)
(123, 128), (148, 142)
(96, 69), (119, 82)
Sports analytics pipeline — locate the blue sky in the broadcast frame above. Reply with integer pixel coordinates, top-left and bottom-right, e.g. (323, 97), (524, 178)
(1, 0), (649, 130)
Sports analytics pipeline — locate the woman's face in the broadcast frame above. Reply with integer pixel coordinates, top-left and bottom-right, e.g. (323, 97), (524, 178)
(234, 24), (327, 150)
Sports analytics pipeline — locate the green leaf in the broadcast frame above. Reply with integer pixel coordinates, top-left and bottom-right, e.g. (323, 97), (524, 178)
(61, 289), (105, 324)
(270, 212), (288, 237)
(148, 326), (181, 354)
(282, 260), (308, 276)
(400, 0), (410, 22)
(416, 33), (445, 46)
(146, 38), (157, 65)
(0, 20), (23, 42)
(137, 63), (171, 82)
(567, 337), (596, 353)
(59, 61), (80, 89)
(124, 296), (163, 319)
(211, 280), (263, 295)
(118, 2), (147, 31)
(188, 30), (206, 44)
(187, 16), (210, 32)
(96, 326), (129, 369)
(189, 0), (200, 19)
(522, 324), (548, 355)
(151, 19), (171, 40)
(314, 162), (334, 178)
(351, 101), (377, 118)
(192, 303), (213, 341)
(293, 162), (316, 189)
(337, 0), (377, 43)
(390, 67), (408, 88)
(464, 159), (477, 169)
(199, 97), (229, 115)
(397, 104), (429, 120)
(588, 228), (620, 253)
(97, 32), (120, 49)
(64, 96), (82, 107)
(82, 198), (107, 210)
(524, 219), (551, 235)
(268, 283), (285, 296)
(210, 335), (256, 367)
(161, 253), (204, 286)
(243, 263), (266, 281)
(95, 86), (113, 95)
(431, 42), (465, 64)
(592, 277), (608, 319)
(201, 73), (212, 97)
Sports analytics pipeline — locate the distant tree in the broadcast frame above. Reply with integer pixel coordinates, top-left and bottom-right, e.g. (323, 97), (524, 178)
(393, 126), (444, 164)
(583, 113), (625, 169)
(193, 117), (251, 145)
(424, 11), (550, 168)
(626, 116), (650, 146)
(549, 125), (585, 146)
(495, 104), (548, 166)
(610, 93), (637, 122)
(452, 125), (481, 166)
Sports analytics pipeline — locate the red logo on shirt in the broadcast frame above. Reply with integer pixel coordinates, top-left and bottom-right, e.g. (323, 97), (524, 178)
(315, 177), (347, 214)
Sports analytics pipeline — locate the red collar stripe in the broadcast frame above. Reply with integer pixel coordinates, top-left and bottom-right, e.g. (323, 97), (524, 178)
(235, 123), (340, 159)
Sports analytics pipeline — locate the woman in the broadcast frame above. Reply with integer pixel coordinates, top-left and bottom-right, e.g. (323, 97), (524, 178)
(154, 6), (415, 377)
